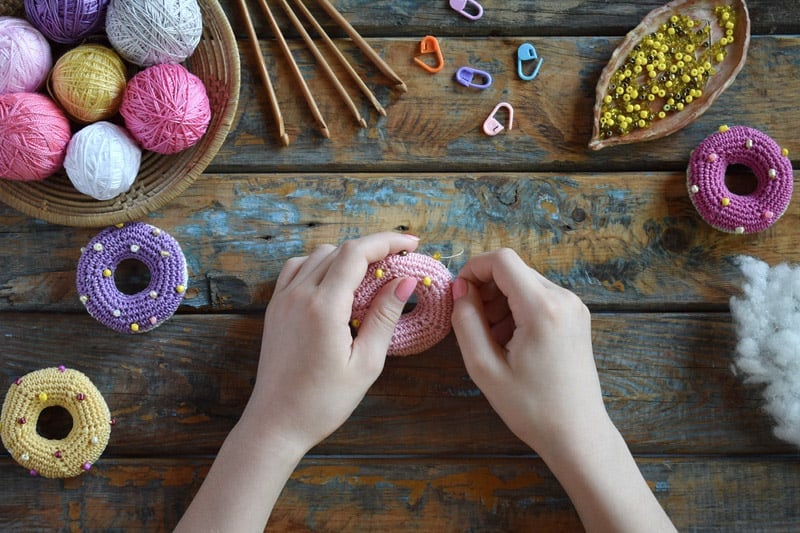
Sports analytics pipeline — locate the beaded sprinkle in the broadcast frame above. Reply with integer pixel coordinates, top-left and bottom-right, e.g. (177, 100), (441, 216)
(599, 5), (736, 139)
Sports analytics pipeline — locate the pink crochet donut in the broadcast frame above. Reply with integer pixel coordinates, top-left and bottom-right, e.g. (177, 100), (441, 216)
(351, 252), (453, 356)
(687, 125), (794, 234)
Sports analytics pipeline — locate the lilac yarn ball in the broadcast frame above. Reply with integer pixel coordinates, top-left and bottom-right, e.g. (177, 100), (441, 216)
(0, 16), (51, 94)
(24, 0), (109, 44)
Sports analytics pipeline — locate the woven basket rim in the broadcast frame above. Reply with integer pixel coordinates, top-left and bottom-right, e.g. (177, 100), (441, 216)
(0, 0), (241, 227)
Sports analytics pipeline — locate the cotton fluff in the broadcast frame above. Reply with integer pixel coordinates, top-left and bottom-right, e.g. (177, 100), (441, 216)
(64, 122), (141, 200)
(730, 256), (800, 448)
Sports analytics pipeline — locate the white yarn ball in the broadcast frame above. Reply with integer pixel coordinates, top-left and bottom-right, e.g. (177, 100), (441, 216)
(0, 16), (52, 94)
(106, 0), (203, 67)
(65, 122), (142, 201)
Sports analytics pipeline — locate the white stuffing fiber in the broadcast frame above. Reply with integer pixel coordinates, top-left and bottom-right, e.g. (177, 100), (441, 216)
(730, 256), (800, 448)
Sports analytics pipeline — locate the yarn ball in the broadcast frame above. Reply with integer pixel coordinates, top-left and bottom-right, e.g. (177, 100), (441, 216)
(106, 0), (202, 67)
(120, 63), (211, 154)
(49, 43), (127, 124)
(64, 122), (141, 200)
(0, 92), (71, 181)
(0, 16), (52, 94)
(24, 0), (108, 44)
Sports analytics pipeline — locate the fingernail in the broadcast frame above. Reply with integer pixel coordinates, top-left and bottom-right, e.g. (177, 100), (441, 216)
(403, 234), (420, 241)
(452, 278), (467, 301)
(394, 278), (417, 302)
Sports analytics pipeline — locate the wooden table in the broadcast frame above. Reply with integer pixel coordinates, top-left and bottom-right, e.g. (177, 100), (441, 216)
(2, 0), (800, 530)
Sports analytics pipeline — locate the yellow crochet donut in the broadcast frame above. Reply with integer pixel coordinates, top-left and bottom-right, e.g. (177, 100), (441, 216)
(0, 367), (112, 478)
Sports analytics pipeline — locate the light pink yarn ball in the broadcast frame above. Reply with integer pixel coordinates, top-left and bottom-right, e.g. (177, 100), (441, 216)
(120, 63), (211, 155)
(0, 92), (71, 181)
(0, 16), (52, 94)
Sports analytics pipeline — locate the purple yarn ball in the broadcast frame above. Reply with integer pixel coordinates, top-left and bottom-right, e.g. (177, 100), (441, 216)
(24, 0), (109, 44)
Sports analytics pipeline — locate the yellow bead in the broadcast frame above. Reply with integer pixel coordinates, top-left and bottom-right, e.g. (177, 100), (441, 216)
(658, 111), (666, 119)
(721, 197), (731, 207)
(603, 95), (612, 104)
(176, 285), (186, 294)
(374, 268), (384, 279)
(350, 319), (361, 329)
(422, 276), (432, 287)
(114, 223), (124, 228)
(782, 148), (790, 157)
(432, 252), (442, 261)
(718, 125), (729, 133)
(715, 52), (725, 63)
(130, 323), (140, 332)
(38, 393), (48, 402)
(102, 269), (112, 278)
(675, 103), (684, 111)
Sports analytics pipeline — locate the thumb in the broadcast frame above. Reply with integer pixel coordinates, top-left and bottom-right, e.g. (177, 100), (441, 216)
(351, 277), (417, 371)
(451, 278), (507, 382)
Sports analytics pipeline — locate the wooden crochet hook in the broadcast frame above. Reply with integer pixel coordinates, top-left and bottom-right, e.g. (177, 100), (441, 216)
(314, 0), (407, 92)
(236, 0), (289, 146)
(292, 0), (386, 116)
(256, 0), (330, 138)
(276, 0), (367, 128)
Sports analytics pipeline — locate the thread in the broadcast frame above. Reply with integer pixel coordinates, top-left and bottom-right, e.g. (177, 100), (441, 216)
(106, 0), (202, 67)
(0, 92), (71, 181)
(64, 122), (142, 200)
(120, 63), (211, 154)
(49, 43), (127, 124)
(24, 0), (108, 44)
(0, 16), (52, 94)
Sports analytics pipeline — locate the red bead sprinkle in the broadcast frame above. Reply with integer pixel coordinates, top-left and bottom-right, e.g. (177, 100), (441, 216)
(29, 469), (37, 477)
(54, 451), (62, 459)
(110, 418), (117, 426)
(58, 365), (66, 372)
(82, 462), (92, 471)
(13, 378), (22, 385)
(76, 393), (85, 401)
(17, 417), (26, 425)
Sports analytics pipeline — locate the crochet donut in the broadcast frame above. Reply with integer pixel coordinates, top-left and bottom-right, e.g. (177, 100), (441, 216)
(77, 222), (188, 333)
(0, 367), (112, 478)
(351, 252), (453, 356)
(687, 125), (794, 234)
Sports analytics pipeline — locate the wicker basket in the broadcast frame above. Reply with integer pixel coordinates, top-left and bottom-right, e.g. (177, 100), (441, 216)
(0, 0), (240, 227)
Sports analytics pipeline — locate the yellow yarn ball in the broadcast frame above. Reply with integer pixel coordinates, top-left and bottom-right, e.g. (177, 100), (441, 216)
(50, 44), (128, 124)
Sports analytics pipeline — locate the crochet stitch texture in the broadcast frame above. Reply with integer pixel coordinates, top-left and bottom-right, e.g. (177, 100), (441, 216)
(0, 367), (111, 478)
(351, 253), (453, 356)
(76, 222), (188, 333)
(687, 125), (793, 234)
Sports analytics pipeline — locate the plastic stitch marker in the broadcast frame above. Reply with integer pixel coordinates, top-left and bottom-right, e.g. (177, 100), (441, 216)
(517, 43), (543, 81)
(483, 102), (513, 136)
(414, 35), (444, 73)
(449, 0), (483, 21)
(455, 67), (492, 89)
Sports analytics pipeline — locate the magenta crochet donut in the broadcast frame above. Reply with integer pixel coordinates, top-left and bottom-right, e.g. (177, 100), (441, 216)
(351, 252), (453, 356)
(76, 222), (188, 333)
(687, 125), (794, 234)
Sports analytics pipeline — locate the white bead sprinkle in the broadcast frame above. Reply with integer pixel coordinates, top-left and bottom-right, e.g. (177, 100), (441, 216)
(690, 185), (699, 194)
(735, 226), (745, 234)
(149, 290), (158, 299)
(745, 139), (753, 149)
(152, 228), (161, 236)
(79, 295), (89, 304)
(113, 309), (121, 317)
(160, 250), (171, 257)
(91, 436), (99, 445)
(21, 453), (29, 462)
(769, 168), (777, 179)
(93, 243), (104, 252)
(130, 244), (140, 253)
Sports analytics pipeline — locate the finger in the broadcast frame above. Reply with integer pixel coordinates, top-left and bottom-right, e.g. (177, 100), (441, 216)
(350, 277), (417, 380)
(481, 290), (511, 325)
(275, 256), (308, 289)
(286, 243), (337, 286)
(490, 313), (516, 346)
(451, 278), (509, 384)
(320, 232), (420, 294)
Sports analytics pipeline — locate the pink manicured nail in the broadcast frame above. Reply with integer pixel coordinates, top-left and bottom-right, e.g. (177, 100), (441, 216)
(403, 234), (420, 241)
(394, 278), (417, 302)
(452, 278), (467, 301)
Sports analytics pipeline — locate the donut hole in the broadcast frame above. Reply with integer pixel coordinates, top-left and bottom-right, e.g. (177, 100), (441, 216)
(36, 406), (73, 440)
(725, 164), (759, 196)
(402, 293), (419, 315)
(114, 258), (152, 295)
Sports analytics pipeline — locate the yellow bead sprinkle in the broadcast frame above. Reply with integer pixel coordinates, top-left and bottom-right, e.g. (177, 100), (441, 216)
(374, 269), (384, 279)
(422, 276), (432, 287)
(102, 269), (112, 278)
(176, 285), (186, 294)
(432, 252), (442, 261)
(350, 319), (361, 329)
(130, 323), (140, 332)
(782, 148), (790, 157)
(721, 197), (731, 207)
(718, 125), (729, 133)
(38, 393), (48, 402)
(114, 223), (124, 228)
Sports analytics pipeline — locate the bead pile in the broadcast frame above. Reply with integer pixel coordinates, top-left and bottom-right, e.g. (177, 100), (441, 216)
(0, 0), (210, 200)
(351, 252), (453, 356)
(77, 222), (188, 334)
(687, 125), (793, 234)
(0, 366), (112, 478)
(598, 4), (736, 139)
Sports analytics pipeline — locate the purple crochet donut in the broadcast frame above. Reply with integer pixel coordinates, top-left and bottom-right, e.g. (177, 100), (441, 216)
(351, 252), (453, 356)
(76, 223), (187, 333)
(687, 125), (794, 234)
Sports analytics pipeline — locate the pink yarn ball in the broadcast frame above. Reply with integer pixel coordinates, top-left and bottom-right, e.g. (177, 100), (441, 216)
(120, 63), (211, 155)
(0, 92), (71, 181)
(0, 16), (52, 94)
(24, 0), (109, 44)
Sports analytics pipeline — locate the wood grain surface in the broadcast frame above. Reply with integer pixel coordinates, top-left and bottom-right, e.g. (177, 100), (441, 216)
(1, 0), (799, 530)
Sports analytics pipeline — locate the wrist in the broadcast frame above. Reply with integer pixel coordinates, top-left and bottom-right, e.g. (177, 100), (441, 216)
(237, 402), (311, 465)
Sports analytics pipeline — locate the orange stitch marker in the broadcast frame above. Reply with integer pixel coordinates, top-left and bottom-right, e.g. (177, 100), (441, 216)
(413, 35), (444, 74)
